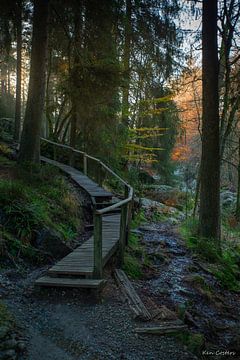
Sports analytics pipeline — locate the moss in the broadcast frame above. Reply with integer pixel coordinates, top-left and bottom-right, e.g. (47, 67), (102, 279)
(173, 330), (204, 356)
(131, 210), (147, 229)
(123, 253), (143, 279)
(123, 210), (152, 279)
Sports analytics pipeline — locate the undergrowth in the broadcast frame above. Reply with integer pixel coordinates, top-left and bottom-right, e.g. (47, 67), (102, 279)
(172, 331), (204, 356)
(0, 149), (82, 264)
(180, 217), (240, 291)
(123, 210), (151, 279)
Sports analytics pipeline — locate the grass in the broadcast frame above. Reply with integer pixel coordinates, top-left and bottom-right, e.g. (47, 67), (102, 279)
(180, 217), (240, 291)
(173, 331), (205, 356)
(123, 233), (143, 279)
(123, 253), (143, 279)
(0, 148), (83, 263)
(123, 209), (152, 279)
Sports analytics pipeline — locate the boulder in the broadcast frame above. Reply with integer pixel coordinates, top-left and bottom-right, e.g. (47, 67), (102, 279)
(220, 190), (236, 207)
(140, 197), (184, 222)
(143, 185), (185, 210)
(35, 228), (71, 259)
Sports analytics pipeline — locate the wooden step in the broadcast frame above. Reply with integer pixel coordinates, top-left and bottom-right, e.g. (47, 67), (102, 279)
(48, 267), (93, 276)
(35, 276), (106, 289)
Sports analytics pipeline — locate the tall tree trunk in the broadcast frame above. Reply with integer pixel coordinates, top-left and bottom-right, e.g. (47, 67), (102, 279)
(199, 0), (221, 245)
(7, 66), (11, 95)
(70, 1), (82, 148)
(236, 137), (240, 220)
(18, 0), (49, 164)
(14, 0), (22, 141)
(122, 0), (132, 126)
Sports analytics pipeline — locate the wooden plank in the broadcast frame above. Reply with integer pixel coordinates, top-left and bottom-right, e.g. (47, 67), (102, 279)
(36, 276), (106, 289)
(135, 324), (187, 335)
(37, 156), (124, 286)
(114, 269), (151, 321)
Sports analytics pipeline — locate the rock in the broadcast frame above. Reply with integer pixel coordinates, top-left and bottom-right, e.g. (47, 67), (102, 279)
(138, 225), (158, 232)
(220, 190), (236, 207)
(140, 197), (184, 222)
(168, 217), (179, 225)
(35, 228), (71, 259)
(17, 341), (26, 352)
(144, 184), (174, 192)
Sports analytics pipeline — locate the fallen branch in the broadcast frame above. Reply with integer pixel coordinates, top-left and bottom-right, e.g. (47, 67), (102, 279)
(114, 268), (151, 321)
(135, 324), (187, 335)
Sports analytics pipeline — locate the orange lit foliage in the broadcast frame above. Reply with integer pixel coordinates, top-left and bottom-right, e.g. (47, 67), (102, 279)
(172, 65), (202, 163)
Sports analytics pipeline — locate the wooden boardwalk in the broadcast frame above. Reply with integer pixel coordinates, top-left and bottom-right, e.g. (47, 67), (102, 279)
(36, 157), (121, 289)
(48, 214), (120, 276)
(41, 156), (113, 199)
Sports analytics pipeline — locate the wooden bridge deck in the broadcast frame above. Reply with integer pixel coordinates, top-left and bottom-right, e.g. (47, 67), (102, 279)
(41, 156), (113, 199)
(48, 213), (120, 276)
(36, 157), (121, 289)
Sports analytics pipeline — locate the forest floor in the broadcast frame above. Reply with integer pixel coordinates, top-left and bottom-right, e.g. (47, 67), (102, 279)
(1, 219), (240, 360)
(1, 261), (197, 360)
(0, 143), (239, 360)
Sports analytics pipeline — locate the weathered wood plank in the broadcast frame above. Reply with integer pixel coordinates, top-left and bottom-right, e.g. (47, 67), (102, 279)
(135, 324), (187, 335)
(114, 269), (151, 321)
(36, 276), (106, 288)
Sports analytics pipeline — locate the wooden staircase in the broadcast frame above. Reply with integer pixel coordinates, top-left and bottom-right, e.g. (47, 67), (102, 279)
(35, 139), (133, 291)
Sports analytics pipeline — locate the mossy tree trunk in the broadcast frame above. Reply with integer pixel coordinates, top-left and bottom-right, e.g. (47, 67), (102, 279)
(18, 0), (49, 164)
(199, 0), (221, 246)
(122, 0), (132, 127)
(14, 0), (22, 141)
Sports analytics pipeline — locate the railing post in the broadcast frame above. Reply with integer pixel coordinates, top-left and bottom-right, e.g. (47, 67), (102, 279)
(83, 153), (87, 175)
(93, 212), (103, 278)
(124, 185), (130, 245)
(119, 203), (128, 267)
(124, 185), (129, 199)
(97, 161), (102, 186)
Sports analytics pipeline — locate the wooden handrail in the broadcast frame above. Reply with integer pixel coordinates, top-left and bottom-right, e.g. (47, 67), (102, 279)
(96, 189), (133, 215)
(40, 137), (134, 205)
(40, 137), (134, 275)
(0, 125), (134, 277)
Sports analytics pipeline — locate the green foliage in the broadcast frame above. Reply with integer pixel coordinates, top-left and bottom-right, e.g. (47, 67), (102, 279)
(180, 217), (240, 291)
(173, 331), (204, 356)
(123, 211), (151, 279)
(0, 157), (82, 262)
(123, 253), (143, 279)
(131, 210), (147, 229)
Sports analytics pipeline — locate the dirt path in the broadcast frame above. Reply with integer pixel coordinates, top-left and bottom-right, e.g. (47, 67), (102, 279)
(1, 266), (197, 360)
(2, 220), (239, 359)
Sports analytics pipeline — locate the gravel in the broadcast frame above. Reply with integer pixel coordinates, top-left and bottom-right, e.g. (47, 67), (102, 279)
(1, 268), (198, 360)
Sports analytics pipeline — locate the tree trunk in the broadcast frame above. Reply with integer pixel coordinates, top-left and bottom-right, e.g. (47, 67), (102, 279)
(14, 0), (22, 141)
(69, 0), (82, 148)
(236, 137), (240, 220)
(122, 0), (132, 127)
(18, 0), (49, 164)
(193, 161), (201, 218)
(199, 0), (221, 245)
